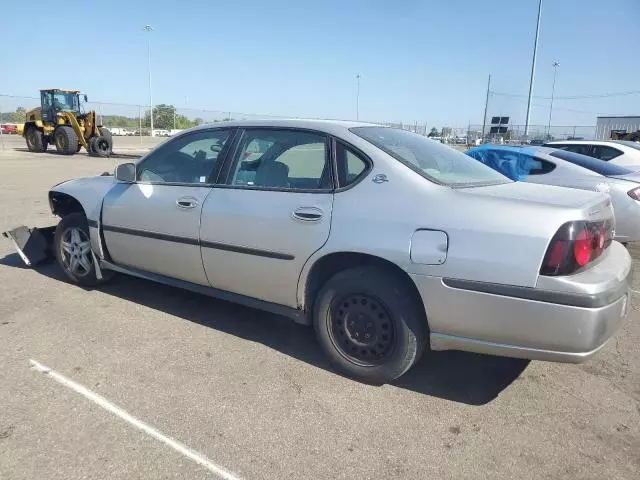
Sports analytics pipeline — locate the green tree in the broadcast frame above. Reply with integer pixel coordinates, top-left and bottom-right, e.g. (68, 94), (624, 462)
(427, 127), (439, 137)
(1, 107), (27, 123)
(143, 104), (199, 130)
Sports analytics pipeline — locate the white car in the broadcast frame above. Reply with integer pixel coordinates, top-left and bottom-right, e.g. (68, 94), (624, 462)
(545, 140), (640, 167)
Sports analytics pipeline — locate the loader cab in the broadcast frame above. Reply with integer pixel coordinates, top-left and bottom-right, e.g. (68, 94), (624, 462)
(40, 89), (82, 123)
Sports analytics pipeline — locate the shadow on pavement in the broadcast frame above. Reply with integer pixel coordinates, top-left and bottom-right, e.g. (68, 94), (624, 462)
(0, 252), (529, 405)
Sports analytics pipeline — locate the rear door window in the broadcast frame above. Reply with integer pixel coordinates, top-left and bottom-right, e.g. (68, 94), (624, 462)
(229, 129), (331, 190)
(335, 141), (369, 187)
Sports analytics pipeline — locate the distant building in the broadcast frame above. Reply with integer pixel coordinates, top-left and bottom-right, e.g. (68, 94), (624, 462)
(595, 116), (640, 140)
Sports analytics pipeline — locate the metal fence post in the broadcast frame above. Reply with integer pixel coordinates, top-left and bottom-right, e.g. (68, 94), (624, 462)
(139, 105), (142, 144)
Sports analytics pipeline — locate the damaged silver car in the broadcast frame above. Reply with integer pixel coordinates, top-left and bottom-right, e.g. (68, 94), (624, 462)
(4, 119), (632, 383)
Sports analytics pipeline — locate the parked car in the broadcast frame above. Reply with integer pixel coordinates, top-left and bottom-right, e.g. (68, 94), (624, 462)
(466, 144), (640, 243)
(1, 123), (18, 134)
(19, 120), (631, 383)
(544, 140), (640, 167)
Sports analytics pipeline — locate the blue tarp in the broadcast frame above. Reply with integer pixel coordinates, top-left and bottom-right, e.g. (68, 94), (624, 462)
(465, 145), (540, 181)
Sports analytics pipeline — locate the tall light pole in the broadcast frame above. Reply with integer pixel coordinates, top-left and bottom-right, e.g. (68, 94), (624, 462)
(524, 0), (543, 138)
(547, 61), (560, 138)
(356, 74), (361, 120)
(143, 24), (154, 137)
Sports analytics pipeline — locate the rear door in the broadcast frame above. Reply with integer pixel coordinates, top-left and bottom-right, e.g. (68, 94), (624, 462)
(102, 128), (234, 285)
(200, 128), (333, 307)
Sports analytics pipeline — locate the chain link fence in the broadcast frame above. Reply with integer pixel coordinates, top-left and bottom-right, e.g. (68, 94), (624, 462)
(0, 94), (596, 145)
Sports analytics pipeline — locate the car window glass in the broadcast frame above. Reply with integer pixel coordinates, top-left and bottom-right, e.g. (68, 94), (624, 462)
(549, 150), (633, 175)
(593, 145), (623, 161)
(352, 127), (509, 187)
(230, 129), (330, 190)
(139, 129), (231, 184)
(335, 141), (368, 187)
(559, 144), (592, 156)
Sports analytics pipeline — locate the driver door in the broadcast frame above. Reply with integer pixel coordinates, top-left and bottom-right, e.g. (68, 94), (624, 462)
(102, 128), (234, 285)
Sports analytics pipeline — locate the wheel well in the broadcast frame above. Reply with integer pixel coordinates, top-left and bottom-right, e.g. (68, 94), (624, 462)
(48, 192), (85, 218)
(304, 252), (426, 322)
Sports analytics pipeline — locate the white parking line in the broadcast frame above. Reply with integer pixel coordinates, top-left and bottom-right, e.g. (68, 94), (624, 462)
(29, 359), (241, 480)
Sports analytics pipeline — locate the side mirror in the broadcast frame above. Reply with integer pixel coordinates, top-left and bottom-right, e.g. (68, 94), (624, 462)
(84, 94), (88, 102)
(115, 163), (136, 183)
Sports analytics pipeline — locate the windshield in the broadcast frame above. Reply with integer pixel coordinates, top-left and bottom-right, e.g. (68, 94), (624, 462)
(549, 149), (634, 176)
(350, 126), (510, 187)
(52, 92), (80, 112)
(611, 140), (640, 151)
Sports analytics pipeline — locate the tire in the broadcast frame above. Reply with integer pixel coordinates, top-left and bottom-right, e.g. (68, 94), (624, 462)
(313, 266), (427, 384)
(89, 135), (112, 157)
(53, 126), (79, 155)
(54, 212), (111, 287)
(25, 127), (46, 152)
(98, 127), (112, 144)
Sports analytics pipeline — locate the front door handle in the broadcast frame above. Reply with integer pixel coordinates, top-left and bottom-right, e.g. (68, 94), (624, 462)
(176, 197), (199, 209)
(293, 206), (324, 221)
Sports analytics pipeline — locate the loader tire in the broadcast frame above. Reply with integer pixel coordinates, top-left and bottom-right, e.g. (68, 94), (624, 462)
(53, 126), (79, 155)
(26, 128), (47, 153)
(98, 127), (112, 143)
(90, 135), (112, 157)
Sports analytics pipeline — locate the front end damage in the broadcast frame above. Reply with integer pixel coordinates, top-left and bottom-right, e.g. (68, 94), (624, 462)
(2, 225), (57, 266)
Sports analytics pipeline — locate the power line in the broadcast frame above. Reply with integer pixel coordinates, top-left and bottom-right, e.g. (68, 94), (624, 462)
(491, 90), (640, 100)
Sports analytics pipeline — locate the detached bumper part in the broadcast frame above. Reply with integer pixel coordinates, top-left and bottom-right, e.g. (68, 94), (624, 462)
(2, 226), (56, 266)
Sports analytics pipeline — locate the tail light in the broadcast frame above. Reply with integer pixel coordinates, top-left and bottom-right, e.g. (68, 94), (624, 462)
(540, 220), (614, 276)
(628, 187), (640, 200)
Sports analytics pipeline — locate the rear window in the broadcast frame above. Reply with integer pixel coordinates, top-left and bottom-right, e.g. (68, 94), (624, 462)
(548, 150), (634, 176)
(612, 140), (640, 151)
(350, 127), (509, 187)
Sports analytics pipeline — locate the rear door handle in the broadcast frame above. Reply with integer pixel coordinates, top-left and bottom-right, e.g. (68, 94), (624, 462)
(176, 197), (199, 209)
(292, 206), (324, 221)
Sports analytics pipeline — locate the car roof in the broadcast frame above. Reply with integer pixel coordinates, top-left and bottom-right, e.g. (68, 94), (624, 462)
(189, 118), (379, 136)
(546, 140), (621, 145)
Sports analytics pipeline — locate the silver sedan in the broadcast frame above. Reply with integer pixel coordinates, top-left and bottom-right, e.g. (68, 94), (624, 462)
(466, 145), (640, 243)
(6, 120), (631, 383)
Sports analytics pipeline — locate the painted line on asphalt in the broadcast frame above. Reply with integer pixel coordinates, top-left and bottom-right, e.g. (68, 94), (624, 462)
(29, 359), (241, 480)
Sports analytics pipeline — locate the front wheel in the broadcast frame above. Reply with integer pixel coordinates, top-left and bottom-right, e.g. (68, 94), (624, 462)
(313, 266), (427, 384)
(54, 213), (110, 287)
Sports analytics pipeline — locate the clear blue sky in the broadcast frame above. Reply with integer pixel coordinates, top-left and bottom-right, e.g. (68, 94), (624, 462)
(2, 0), (639, 127)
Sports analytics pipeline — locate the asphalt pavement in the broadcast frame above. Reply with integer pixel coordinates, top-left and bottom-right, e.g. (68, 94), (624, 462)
(0, 147), (638, 479)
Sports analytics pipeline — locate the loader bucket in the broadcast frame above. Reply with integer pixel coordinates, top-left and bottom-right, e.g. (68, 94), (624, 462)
(2, 226), (56, 266)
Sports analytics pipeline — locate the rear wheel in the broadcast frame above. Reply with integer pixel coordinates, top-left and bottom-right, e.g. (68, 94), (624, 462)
(25, 127), (47, 152)
(313, 266), (427, 383)
(53, 126), (79, 155)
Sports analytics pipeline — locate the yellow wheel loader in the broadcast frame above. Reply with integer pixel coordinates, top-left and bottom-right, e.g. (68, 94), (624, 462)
(19, 89), (112, 156)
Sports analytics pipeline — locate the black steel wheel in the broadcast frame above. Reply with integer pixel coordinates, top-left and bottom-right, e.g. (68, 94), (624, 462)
(314, 265), (427, 384)
(330, 293), (395, 366)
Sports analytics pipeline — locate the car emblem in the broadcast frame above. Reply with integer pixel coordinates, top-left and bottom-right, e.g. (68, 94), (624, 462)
(372, 174), (388, 184)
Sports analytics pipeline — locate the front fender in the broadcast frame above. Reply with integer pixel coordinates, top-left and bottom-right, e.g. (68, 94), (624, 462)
(50, 175), (115, 259)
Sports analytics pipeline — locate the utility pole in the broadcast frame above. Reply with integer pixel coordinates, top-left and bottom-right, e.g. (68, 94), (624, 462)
(547, 61), (560, 138)
(144, 25), (154, 137)
(356, 74), (361, 120)
(524, 0), (543, 138)
(481, 74), (491, 141)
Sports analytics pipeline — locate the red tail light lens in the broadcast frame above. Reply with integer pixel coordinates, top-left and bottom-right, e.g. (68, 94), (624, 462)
(541, 220), (613, 276)
(573, 227), (593, 266)
(628, 187), (640, 200)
